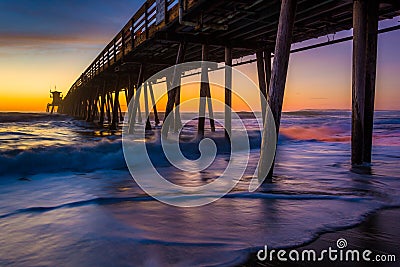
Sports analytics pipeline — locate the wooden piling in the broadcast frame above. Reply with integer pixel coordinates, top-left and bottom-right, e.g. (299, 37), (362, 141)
(352, 0), (368, 165)
(206, 77), (216, 133)
(99, 81), (106, 125)
(256, 50), (268, 124)
(91, 87), (100, 121)
(92, 97), (97, 121)
(73, 102), (78, 117)
(134, 65), (144, 101)
(264, 49), (272, 98)
(144, 82), (152, 130)
(106, 94), (112, 124)
(99, 96), (105, 125)
(128, 84), (142, 133)
(127, 74), (135, 106)
(259, 0), (297, 180)
(174, 79), (183, 133)
(124, 88), (129, 107)
(86, 96), (93, 122)
(198, 44), (215, 136)
(163, 42), (186, 137)
(125, 74), (135, 127)
(135, 86), (143, 123)
(78, 100), (82, 118)
(82, 99), (87, 119)
(110, 78), (120, 130)
(198, 44), (208, 137)
(83, 99), (88, 119)
(363, 0), (379, 164)
(135, 77), (143, 124)
(118, 101), (124, 122)
(80, 100), (84, 118)
(108, 92), (114, 112)
(149, 82), (160, 125)
(77, 99), (82, 118)
(84, 99), (88, 119)
(225, 46), (232, 138)
(94, 99), (100, 120)
(173, 42), (186, 132)
(163, 76), (175, 134)
(90, 97), (97, 121)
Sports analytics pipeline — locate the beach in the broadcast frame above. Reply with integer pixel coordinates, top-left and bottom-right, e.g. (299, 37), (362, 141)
(243, 207), (400, 266)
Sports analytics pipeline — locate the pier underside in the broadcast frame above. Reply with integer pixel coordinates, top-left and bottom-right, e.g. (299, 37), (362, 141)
(60, 0), (400, 175)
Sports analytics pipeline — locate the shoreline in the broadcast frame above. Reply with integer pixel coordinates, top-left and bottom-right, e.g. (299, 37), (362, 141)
(241, 207), (400, 266)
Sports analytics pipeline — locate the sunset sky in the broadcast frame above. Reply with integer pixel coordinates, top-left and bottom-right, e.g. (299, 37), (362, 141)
(0, 0), (398, 112)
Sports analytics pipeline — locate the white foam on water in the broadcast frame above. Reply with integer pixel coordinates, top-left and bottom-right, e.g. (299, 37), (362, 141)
(0, 111), (400, 266)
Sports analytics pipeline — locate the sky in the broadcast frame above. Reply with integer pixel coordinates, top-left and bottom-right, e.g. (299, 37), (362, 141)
(0, 0), (398, 112)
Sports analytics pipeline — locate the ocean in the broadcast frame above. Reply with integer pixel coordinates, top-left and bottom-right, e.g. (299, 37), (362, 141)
(0, 110), (399, 266)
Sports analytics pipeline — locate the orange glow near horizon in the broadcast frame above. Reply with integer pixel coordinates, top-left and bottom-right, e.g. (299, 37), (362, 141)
(1, 29), (399, 112)
(125, 82), (255, 114)
(0, 42), (104, 112)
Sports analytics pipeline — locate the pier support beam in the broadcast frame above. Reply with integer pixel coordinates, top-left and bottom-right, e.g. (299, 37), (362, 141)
(118, 100), (124, 122)
(136, 69), (144, 124)
(174, 76), (183, 132)
(163, 42), (186, 137)
(77, 99), (82, 118)
(173, 43), (186, 132)
(108, 92), (114, 116)
(259, 0), (297, 180)
(79, 100), (83, 119)
(128, 65), (148, 133)
(198, 44), (216, 138)
(91, 87), (100, 121)
(90, 97), (97, 121)
(133, 65), (143, 104)
(99, 81), (106, 125)
(81, 100), (86, 119)
(225, 46), (232, 138)
(86, 99), (92, 122)
(128, 65), (145, 126)
(82, 97), (87, 119)
(128, 85), (141, 134)
(149, 82), (160, 126)
(125, 74), (135, 127)
(264, 49), (272, 98)
(125, 79), (130, 105)
(110, 77), (120, 130)
(256, 50), (268, 124)
(363, 0), (379, 164)
(144, 82), (152, 130)
(352, 0), (367, 165)
(106, 93), (112, 124)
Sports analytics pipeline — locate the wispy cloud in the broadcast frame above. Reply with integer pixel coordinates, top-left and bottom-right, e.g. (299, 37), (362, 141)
(0, 0), (141, 48)
(0, 33), (110, 48)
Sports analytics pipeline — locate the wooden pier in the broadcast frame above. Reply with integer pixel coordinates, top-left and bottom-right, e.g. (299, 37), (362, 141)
(60, 0), (400, 176)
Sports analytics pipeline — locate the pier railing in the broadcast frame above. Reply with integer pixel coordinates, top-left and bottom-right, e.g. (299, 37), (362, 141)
(71, 0), (197, 92)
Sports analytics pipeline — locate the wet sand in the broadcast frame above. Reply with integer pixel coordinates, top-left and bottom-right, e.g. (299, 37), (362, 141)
(242, 207), (400, 266)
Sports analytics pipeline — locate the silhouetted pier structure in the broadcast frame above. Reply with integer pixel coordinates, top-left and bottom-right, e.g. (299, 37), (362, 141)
(59, 0), (400, 175)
